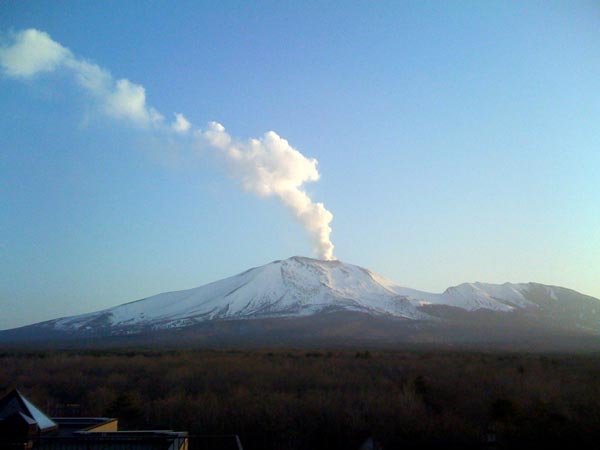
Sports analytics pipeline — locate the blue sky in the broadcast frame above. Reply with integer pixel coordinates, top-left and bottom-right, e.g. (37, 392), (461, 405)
(1, 1), (599, 329)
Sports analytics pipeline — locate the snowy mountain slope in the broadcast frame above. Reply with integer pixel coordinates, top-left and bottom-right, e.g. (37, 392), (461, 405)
(3, 256), (600, 339)
(50, 256), (431, 333)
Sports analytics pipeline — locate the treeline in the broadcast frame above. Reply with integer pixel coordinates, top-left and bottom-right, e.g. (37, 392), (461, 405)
(2, 349), (600, 449)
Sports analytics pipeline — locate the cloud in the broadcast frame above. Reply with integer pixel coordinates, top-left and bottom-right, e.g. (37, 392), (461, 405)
(0, 29), (70, 77)
(104, 78), (164, 125)
(66, 58), (112, 93)
(172, 113), (191, 133)
(0, 28), (336, 260)
(203, 122), (335, 260)
(0, 28), (162, 128)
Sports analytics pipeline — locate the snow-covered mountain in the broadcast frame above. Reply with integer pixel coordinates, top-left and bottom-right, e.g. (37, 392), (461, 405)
(2, 256), (600, 343)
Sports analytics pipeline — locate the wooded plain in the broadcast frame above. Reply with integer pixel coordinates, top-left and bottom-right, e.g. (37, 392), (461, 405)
(2, 348), (600, 450)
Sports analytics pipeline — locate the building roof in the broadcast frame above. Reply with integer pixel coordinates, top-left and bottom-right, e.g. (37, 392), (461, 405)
(0, 389), (58, 432)
(39, 431), (189, 450)
(8, 410), (38, 427)
(1, 389), (241, 450)
(51, 417), (118, 437)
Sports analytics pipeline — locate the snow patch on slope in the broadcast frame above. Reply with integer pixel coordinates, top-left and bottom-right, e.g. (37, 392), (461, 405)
(442, 282), (535, 311)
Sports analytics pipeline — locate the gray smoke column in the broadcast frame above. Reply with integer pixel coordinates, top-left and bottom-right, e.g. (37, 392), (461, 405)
(203, 122), (335, 260)
(0, 28), (336, 260)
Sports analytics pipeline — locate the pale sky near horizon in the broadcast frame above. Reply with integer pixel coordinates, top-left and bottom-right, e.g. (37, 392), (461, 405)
(1, 1), (599, 329)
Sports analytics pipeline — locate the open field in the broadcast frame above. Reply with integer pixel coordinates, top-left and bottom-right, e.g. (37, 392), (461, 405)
(2, 348), (600, 449)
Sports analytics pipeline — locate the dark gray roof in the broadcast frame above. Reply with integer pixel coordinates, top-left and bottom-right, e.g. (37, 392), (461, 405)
(0, 389), (58, 432)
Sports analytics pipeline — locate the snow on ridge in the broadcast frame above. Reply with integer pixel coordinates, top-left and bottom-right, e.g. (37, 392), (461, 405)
(442, 282), (537, 311)
(45, 257), (567, 333)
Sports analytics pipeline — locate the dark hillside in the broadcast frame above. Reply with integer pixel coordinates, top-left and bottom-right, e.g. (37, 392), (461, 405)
(3, 311), (600, 351)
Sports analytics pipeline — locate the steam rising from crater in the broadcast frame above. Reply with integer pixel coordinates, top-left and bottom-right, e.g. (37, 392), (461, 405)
(203, 122), (334, 260)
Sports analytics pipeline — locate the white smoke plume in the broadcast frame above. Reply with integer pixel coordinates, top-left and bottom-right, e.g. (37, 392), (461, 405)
(0, 28), (335, 260)
(203, 122), (334, 260)
(172, 113), (191, 133)
(0, 29), (166, 127)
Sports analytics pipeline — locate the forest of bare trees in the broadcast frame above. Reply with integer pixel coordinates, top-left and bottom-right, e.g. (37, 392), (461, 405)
(2, 349), (600, 450)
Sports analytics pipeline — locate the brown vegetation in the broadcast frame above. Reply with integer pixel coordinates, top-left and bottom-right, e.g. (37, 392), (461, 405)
(1, 349), (600, 449)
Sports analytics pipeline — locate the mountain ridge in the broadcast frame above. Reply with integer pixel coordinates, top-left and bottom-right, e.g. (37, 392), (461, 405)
(2, 256), (599, 346)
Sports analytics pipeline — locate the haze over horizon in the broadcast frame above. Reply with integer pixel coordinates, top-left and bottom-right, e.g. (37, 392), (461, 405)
(1, 1), (599, 329)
